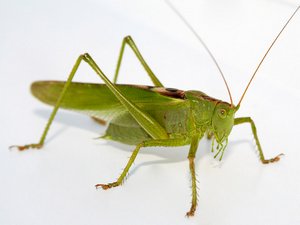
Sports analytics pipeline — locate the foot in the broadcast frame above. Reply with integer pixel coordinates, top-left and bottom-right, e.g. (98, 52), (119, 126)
(9, 143), (43, 151)
(186, 205), (196, 217)
(262, 153), (284, 164)
(95, 182), (120, 190)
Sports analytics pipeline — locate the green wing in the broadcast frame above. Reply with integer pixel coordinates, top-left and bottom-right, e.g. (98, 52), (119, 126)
(31, 81), (192, 145)
(31, 81), (187, 123)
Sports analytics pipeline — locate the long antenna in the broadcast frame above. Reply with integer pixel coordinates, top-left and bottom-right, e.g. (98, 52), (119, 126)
(165, 0), (234, 106)
(237, 6), (300, 107)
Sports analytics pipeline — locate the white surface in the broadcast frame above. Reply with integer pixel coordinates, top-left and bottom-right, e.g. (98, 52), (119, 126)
(1, 0), (300, 224)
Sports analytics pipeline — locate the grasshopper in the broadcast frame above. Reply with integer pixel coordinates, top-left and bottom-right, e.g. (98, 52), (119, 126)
(11, 3), (299, 217)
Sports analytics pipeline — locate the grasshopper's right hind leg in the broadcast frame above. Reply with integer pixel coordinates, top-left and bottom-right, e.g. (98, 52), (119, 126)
(90, 36), (165, 126)
(113, 36), (164, 87)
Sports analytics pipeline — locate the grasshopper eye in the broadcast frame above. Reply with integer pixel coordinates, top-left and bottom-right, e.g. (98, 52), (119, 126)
(218, 109), (227, 119)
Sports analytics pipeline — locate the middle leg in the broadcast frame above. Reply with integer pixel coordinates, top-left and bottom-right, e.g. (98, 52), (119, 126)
(186, 134), (201, 217)
(95, 138), (190, 189)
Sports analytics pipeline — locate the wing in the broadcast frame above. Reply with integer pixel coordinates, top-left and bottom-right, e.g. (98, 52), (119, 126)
(31, 81), (187, 123)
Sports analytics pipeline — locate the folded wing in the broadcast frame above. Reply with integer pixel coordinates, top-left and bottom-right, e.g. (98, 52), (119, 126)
(31, 81), (186, 124)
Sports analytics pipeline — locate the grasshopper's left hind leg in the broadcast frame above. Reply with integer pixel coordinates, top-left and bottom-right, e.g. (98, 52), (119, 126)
(12, 53), (168, 151)
(11, 56), (84, 151)
(234, 117), (283, 164)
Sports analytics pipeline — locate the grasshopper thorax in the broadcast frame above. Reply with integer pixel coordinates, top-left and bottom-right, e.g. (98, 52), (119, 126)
(185, 90), (237, 159)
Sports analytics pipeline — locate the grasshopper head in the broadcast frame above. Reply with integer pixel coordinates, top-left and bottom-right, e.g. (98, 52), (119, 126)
(211, 102), (236, 145)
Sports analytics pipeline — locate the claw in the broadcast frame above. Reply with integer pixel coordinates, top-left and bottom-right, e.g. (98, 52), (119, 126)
(95, 184), (110, 190)
(9, 144), (43, 151)
(95, 182), (119, 190)
(186, 206), (196, 218)
(262, 153), (284, 164)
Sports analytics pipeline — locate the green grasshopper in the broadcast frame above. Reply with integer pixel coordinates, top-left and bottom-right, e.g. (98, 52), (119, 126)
(11, 3), (299, 217)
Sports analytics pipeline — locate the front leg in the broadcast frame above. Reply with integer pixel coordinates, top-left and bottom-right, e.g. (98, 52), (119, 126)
(234, 117), (283, 164)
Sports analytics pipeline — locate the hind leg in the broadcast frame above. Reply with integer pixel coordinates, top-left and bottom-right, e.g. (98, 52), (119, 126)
(113, 36), (163, 87)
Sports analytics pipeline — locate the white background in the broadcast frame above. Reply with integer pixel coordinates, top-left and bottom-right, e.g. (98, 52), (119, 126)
(1, 0), (300, 224)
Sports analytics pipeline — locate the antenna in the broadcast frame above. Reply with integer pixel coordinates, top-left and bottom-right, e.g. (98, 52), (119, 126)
(237, 6), (300, 107)
(165, 0), (234, 106)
